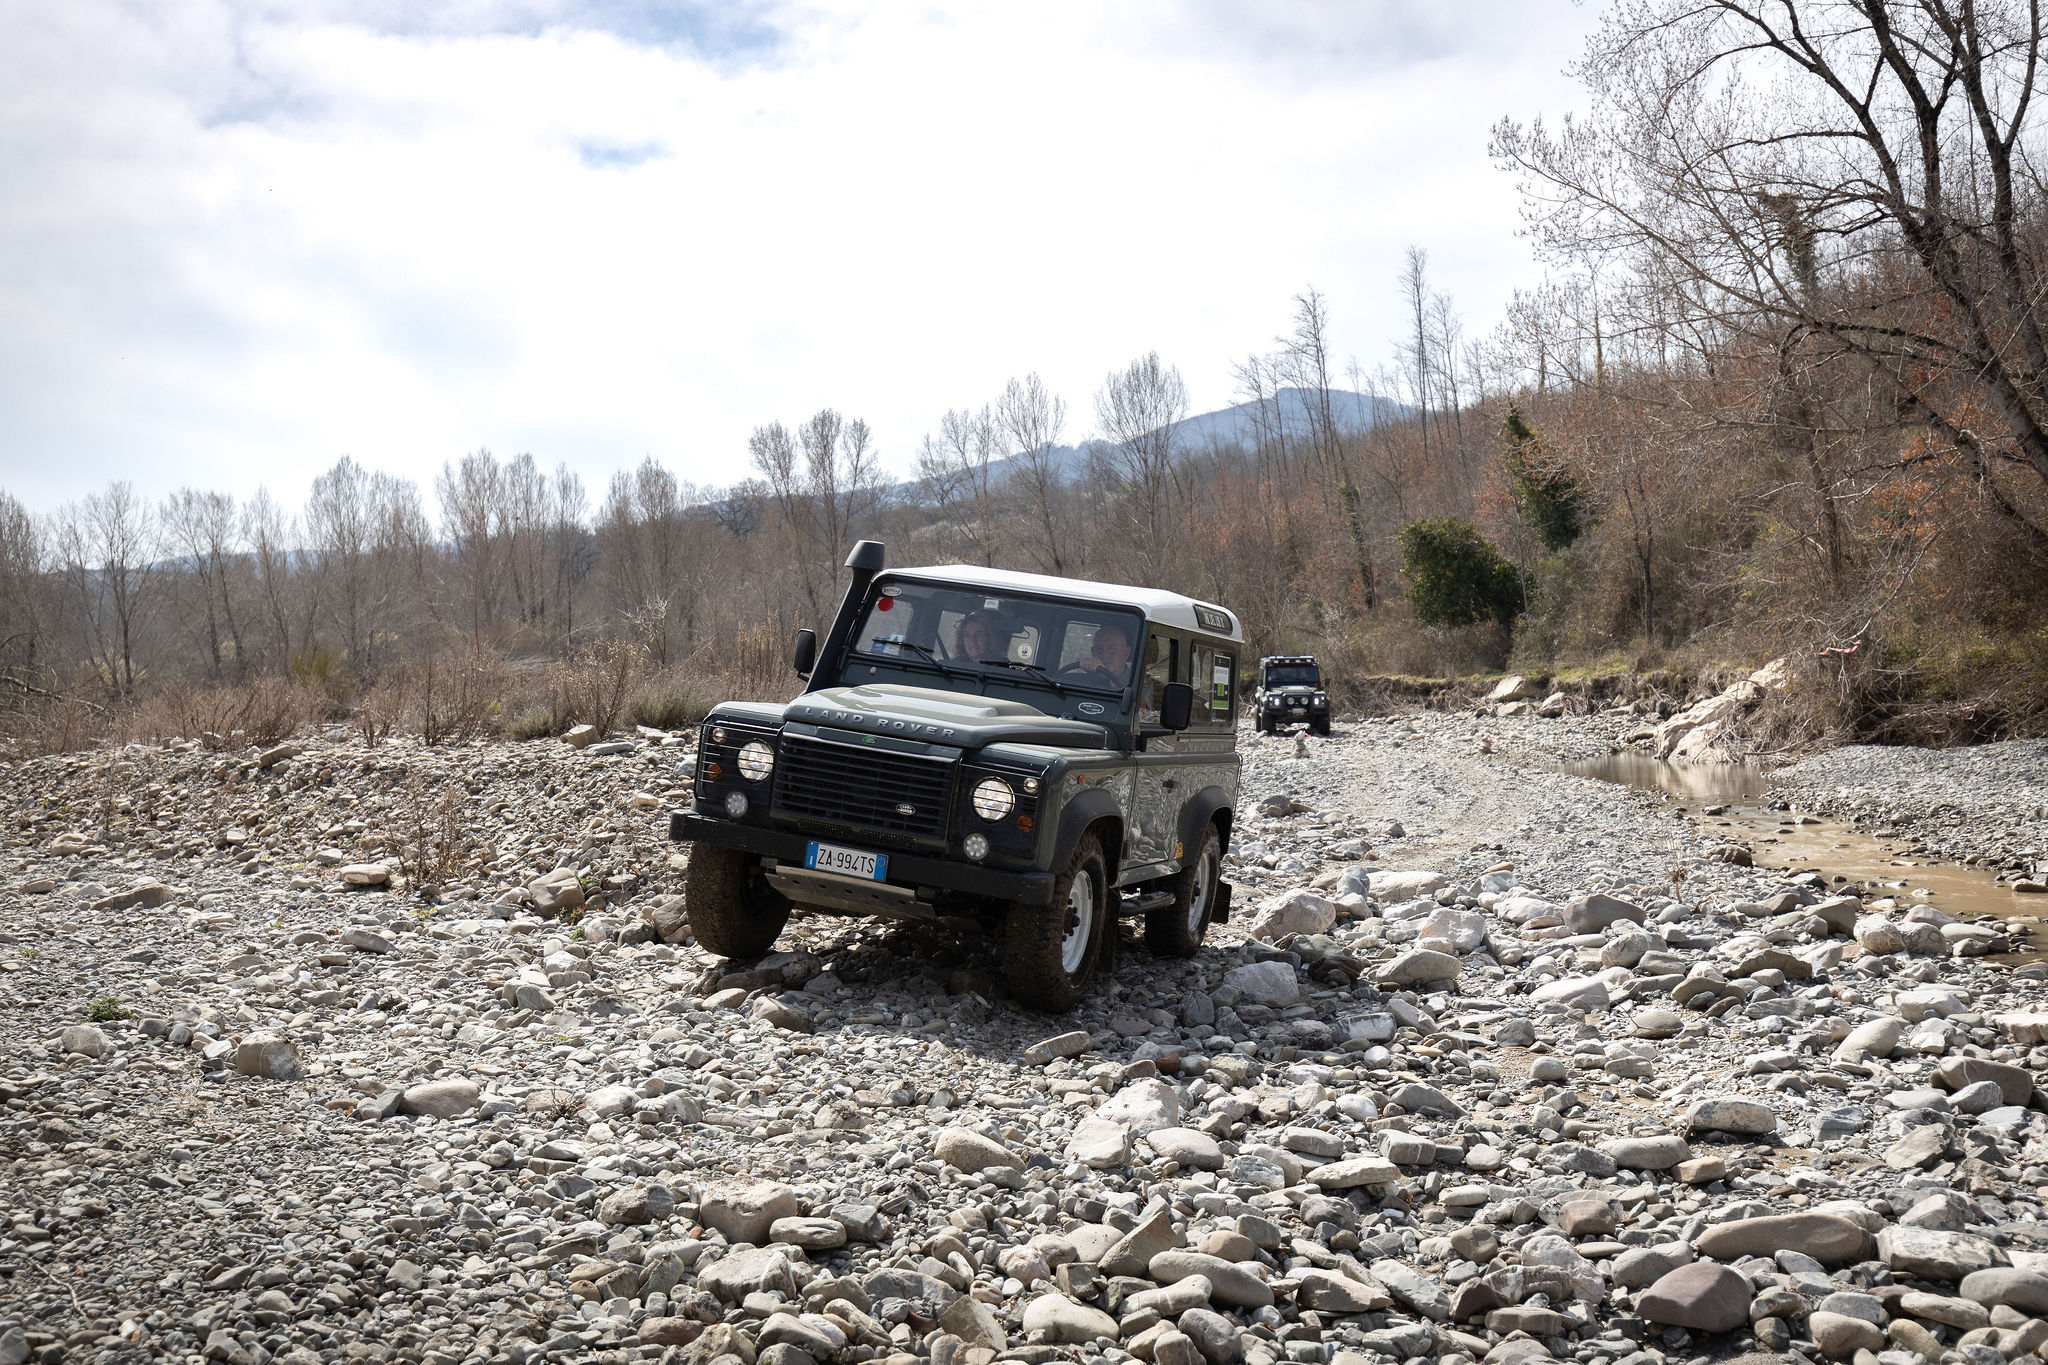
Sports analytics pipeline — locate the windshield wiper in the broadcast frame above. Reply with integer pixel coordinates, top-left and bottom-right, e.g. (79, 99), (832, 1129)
(979, 658), (1070, 694)
(884, 639), (976, 680)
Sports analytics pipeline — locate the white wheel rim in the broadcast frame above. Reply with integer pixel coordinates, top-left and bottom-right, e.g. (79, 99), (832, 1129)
(1061, 872), (1096, 975)
(1187, 849), (1215, 935)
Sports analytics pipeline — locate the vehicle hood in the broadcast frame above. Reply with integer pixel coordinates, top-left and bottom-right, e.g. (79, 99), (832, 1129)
(784, 684), (1114, 750)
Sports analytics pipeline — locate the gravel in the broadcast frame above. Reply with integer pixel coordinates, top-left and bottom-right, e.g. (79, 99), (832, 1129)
(6, 715), (2048, 1365)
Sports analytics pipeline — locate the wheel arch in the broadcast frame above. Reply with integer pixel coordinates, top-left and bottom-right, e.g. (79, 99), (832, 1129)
(1051, 788), (1125, 882)
(1177, 785), (1235, 860)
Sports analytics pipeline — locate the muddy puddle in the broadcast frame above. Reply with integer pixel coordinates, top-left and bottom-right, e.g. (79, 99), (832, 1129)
(1565, 752), (2046, 961)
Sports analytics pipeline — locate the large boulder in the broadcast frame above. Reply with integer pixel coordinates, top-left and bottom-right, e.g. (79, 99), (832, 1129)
(1095, 1079), (1181, 1135)
(935, 1127), (1022, 1173)
(1248, 889), (1336, 942)
(700, 1181), (798, 1244)
(1637, 1263), (1750, 1333)
(1223, 960), (1300, 1007)
(1565, 894), (1644, 934)
(1693, 1213), (1872, 1265)
(399, 1078), (480, 1119)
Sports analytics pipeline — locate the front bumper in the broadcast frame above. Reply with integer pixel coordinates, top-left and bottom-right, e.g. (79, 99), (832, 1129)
(670, 810), (1056, 907)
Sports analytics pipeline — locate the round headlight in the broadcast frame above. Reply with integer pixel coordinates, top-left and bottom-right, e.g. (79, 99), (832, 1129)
(737, 740), (775, 782)
(724, 791), (749, 818)
(963, 833), (990, 861)
(711, 726), (728, 744)
(971, 776), (1015, 822)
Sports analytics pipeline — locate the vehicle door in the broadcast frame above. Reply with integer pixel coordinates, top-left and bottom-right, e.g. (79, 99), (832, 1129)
(1129, 628), (1182, 876)
(1180, 639), (1240, 826)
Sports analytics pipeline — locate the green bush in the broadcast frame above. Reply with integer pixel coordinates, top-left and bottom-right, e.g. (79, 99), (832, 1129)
(1400, 518), (1524, 628)
(1500, 404), (1589, 552)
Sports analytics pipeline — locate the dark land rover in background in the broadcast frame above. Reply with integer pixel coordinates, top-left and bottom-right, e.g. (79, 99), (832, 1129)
(670, 541), (1244, 1011)
(1254, 655), (1331, 734)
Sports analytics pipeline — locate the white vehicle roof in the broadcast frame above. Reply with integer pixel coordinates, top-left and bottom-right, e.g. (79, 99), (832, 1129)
(892, 563), (1243, 642)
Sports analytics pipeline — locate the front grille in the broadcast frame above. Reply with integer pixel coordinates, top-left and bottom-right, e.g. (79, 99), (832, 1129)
(772, 734), (954, 842)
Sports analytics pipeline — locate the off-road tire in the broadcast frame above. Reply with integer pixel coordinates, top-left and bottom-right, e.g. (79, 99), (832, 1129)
(1147, 825), (1221, 958)
(684, 845), (791, 960)
(1312, 716), (1332, 737)
(1252, 713), (1268, 734)
(1005, 833), (1108, 1012)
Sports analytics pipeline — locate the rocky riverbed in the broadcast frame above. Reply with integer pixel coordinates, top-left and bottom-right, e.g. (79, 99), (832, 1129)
(1770, 742), (2048, 889)
(8, 714), (2048, 1365)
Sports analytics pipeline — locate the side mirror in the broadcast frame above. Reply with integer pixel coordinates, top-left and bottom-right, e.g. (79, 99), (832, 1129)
(1160, 681), (1194, 731)
(792, 628), (817, 677)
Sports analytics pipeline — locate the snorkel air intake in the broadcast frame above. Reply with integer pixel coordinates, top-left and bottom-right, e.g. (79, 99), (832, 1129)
(803, 540), (886, 695)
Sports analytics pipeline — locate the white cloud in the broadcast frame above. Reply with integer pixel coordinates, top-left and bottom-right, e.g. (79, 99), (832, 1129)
(0, 0), (1595, 512)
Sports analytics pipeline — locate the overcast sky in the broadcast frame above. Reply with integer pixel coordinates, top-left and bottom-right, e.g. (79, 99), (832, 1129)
(0, 0), (1596, 513)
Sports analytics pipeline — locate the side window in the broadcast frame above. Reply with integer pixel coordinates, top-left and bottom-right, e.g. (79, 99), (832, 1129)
(1137, 632), (1174, 722)
(1187, 642), (1235, 728)
(1208, 649), (1236, 728)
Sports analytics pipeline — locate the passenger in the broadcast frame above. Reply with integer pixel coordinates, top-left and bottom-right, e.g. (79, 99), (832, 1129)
(954, 611), (1008, 663)
(1060, 621), (1133, 684)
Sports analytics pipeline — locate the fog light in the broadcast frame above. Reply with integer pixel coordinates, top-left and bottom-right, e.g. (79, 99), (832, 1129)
(963, 833), (990, 861)
(724, 791), (749, 818)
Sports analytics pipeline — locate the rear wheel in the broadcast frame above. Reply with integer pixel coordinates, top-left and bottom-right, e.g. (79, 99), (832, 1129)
(1005, 834), (1108, 1012)
(1147, 826), (1221, 958)
(684, 845), (791, 960)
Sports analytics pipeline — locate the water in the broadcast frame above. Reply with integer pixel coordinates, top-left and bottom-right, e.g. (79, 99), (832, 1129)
(1565, 752), (2042, 958)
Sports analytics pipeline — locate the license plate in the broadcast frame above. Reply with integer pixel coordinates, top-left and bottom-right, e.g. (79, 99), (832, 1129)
(805, 841), (887, 882)
(1289, 707), (1306, 714)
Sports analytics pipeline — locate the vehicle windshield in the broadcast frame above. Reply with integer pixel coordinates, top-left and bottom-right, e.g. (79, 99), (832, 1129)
(1264, 664), (1322, 686)
(850, 580), (1142, 693)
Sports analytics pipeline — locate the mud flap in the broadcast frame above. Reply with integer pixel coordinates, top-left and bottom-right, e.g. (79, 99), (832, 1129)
(1214, 880), (1234, 923)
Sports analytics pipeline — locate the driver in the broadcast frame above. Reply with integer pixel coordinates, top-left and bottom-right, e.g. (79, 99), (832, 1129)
(1061, 621), (1133, 684)
(954, 611), (1009, 662)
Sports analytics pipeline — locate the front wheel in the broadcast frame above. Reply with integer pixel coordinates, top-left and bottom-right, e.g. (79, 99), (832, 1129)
(1312, 716), (1332, 736)
(1148, 826), (1221, 958)
(683, 845), (791, 960)
(1005, 834), (1108, 1012)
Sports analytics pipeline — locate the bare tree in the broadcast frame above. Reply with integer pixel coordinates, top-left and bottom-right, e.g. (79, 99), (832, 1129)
(0, 490), (48, 687)
(305, 457), (378, 670)
(55, 482), (158, 698)
(437, 450), (504, 653)
(1094, 352), (1190, 583)
(1281, 291), (1379, 608)
(916, 405), (1002, 565)
(163, 488), (243, 679)
(750, 410), (882, 625)
(997, 374), (1073, 575)
(1399, 247), (1435, 464)
(597, 457), (700, 664)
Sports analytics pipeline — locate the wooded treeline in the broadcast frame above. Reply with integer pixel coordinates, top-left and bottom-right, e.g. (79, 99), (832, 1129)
(3, 0), (2044, 749)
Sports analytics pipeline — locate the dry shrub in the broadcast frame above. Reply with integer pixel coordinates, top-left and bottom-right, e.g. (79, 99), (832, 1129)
(2, 694), (101, 755)
(626, 671), (705, 731)
(545, 638), (643, 737)
(121, 675), (327, 749)
(406, 648), (513, 746)
(393, 771), (483, 892)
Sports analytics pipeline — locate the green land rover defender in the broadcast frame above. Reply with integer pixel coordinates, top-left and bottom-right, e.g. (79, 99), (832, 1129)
(669, 541), (1243, 1011)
